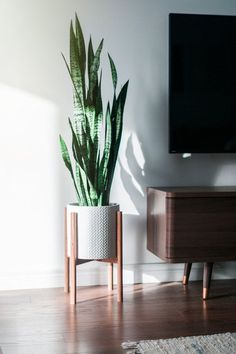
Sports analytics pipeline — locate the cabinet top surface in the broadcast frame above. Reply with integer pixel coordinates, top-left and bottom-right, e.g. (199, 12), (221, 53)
(148, 186), (236, 198)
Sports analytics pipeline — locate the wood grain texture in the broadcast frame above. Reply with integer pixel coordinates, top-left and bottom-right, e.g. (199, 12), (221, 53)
(147, 187), (236, 262)
(149, 186), (236, 198)
(70, 212), (77, 305)
(167, 197), (236, 261)
(117, 211), (123, 303)
(1, 281), (236, 353)
(108, 263), (114, 291)
(64, 207), (70, 293)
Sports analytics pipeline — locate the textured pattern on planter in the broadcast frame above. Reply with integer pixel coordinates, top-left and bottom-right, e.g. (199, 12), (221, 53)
(67, 204), (119, 259)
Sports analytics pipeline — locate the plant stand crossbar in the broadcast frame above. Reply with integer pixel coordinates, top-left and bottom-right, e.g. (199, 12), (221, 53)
(64, 208), (123, 305)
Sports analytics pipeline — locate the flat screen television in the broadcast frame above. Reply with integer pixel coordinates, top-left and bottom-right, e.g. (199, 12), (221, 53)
(169, 13), (236, 153)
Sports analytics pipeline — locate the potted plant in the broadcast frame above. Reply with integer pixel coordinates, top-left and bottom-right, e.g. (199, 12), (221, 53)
(60, 14), (128, 259)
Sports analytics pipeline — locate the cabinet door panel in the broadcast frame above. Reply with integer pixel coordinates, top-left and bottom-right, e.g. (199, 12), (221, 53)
(166, 197), (236, 259)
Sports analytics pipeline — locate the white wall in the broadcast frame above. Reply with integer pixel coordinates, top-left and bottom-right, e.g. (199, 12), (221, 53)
(1, 0), (236, 290)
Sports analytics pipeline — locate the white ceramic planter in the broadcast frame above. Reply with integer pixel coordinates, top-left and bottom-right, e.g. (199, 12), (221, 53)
(67, 203), (119, 259)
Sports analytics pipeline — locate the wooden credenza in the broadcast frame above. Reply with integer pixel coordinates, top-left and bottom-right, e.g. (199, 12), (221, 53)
(147, 186), (236, 298)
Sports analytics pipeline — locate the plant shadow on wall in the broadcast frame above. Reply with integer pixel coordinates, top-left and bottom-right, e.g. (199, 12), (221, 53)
(120, 134), (145, 215)
(118, 82), (172, 276)
(119, 134), (151, 274)
(119, 133), (185, 284)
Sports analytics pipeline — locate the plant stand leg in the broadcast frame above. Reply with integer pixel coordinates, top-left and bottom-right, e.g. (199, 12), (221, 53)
(183, 263), (192, 285)
(70, 212), (77, 305)
(117, 211), (123, 303)
(203, 262), (214, 300)
(108, 263), (113, 291)
(64, 207), (70, 293)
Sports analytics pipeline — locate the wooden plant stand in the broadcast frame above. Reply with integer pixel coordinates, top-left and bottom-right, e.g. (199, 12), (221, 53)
(64, 208), (123, 305)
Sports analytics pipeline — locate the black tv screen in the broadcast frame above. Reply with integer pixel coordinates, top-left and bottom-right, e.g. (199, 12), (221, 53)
(169, 13), (236, 153)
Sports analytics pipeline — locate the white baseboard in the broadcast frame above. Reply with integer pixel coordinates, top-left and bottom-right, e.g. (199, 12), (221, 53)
(0, 270), (64, 291)
(0, 262), (235, 291)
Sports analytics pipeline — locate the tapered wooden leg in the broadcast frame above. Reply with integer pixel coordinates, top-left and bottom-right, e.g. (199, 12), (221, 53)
(203, 262), (214, 300)
(183, 263), (192, 285)
(108, 263), (114, 291)
(64, 207), (70, 293)
(117, 211), (123, 303)
(70, 212), (77, 305)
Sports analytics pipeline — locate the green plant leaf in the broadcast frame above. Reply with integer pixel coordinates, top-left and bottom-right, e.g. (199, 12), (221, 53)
(103, 103), (112, 176)
(59, 135), (80, 202)
(75, 13), (86, 82)
(74, 162), (85, 205)
(114, 80), (129, 151)
(97, 103), (112, 204)
(87, 178), (98, 205)
(76, 162), (90, 205)
(87, 36), (94, 104)
(81, 122), (95, 183)
(88, 39), (104, 102)
(93, 110), (103, 147)
(113, 80), (129, 146)
(70, 21), (85, 109)
(85, 105), (95, 140)
(83, 110), (97, 186)
(95, 69), (103, 116)
(62, 53), (85, 147)
(105, 81), (129, 201)
(61, 15), (129, 206)
(77, 162), (98, 206)
(68, 117), (86, 169)
(117, 80), (129, 122)
(108, 53), (117, 91)
(73, 93), (85, 143)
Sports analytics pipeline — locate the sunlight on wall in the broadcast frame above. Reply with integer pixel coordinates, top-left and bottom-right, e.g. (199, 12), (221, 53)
(125, 133), (145, 197)
(0, 84), (61, 278)
(213, 164), (236, 186)
(112, 131), (146, 215)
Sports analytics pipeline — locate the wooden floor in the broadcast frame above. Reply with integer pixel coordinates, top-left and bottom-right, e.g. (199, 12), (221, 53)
(1, 280), (236, 354)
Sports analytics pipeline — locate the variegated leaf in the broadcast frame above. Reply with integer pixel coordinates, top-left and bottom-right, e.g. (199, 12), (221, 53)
(75, 162), (89, 205)
(70, 22), (85, 110)
(88, 39), (103, 102)
(75, 13), (86, 84)
(59, 135), (80, 202)
(108, 53), (117, 91)
(61, 16), (129, 206)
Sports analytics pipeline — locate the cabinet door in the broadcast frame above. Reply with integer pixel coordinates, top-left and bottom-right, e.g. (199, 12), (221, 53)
(166, 197), (236, 261)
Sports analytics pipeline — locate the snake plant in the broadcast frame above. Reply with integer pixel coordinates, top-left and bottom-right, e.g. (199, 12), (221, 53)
(60, 14), (129, 206)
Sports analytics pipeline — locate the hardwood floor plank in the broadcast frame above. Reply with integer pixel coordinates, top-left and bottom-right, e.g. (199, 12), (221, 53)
(1, 281), (236, 353)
